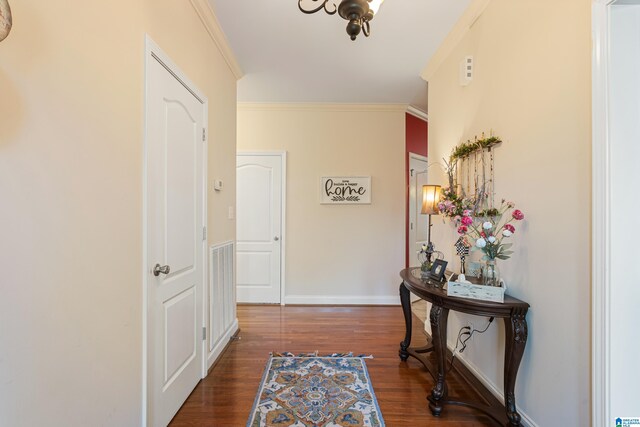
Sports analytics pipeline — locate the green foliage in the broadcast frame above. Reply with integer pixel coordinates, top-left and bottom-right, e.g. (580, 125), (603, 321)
(476, 208), (500, 217)
(449, 136), (502, 163)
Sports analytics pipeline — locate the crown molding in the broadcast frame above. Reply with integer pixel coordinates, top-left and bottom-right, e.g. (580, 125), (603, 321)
(189, 0), (243, 80)
(407, 105), (428, 121)
(421, 0), (491, 82)
(238, 103), (410, 113)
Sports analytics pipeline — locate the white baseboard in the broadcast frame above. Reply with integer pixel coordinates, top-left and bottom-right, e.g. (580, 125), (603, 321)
(452, 350), (538, 427)
(206, 318), (239, 370)
(284, 295), (399, 305)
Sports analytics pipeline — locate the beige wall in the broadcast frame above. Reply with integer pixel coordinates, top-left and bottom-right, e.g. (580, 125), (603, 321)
(0, 1), (236, 425)
(238, 105), (405, 303)
(424, 0), (591, 425)
(143, 0), (237, 246)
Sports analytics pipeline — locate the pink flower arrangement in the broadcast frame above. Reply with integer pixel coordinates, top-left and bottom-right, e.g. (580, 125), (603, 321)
(437, 186), (476, 219)
(461, 216), (473, 226)
(456, 200), (525, 261)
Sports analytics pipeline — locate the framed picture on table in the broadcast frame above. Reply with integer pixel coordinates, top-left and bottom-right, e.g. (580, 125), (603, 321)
(428, 259), (448, 282)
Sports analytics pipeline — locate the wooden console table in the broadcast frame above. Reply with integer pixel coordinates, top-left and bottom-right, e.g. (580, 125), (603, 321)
(398, 267), (529, 426)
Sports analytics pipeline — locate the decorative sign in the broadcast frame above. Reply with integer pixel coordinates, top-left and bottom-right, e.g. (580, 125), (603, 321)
(320, 176), (371, 204)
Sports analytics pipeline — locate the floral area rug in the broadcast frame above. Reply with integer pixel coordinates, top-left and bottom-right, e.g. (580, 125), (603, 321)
(246, 352), (385, 427)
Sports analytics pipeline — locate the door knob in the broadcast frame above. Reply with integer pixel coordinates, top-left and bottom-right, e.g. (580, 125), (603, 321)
(274, 236), (279, 241)
(153, 264), (171, 276)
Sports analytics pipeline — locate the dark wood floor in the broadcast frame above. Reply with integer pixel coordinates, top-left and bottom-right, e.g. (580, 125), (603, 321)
(170, 305), (495, 426)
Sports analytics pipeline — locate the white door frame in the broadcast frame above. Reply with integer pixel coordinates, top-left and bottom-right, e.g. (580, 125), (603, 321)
(591, 3), (610, 423)
(592, 1), (640, 424)
(408, 153), (428, 305)
(237, 151), (287, 305)
(142, 35), (208, 426)
(408, 152), (428, 263)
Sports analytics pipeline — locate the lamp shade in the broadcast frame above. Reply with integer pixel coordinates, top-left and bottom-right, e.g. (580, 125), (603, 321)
(368, 0), (384, 15)
(421, 185), (442, 215)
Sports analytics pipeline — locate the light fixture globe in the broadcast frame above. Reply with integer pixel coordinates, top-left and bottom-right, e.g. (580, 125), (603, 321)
(298, 0), (384, 41)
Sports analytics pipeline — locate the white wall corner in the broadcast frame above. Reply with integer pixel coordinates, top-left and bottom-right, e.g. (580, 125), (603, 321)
(188, 0), (244, 80)
(420, 0), (491, 82)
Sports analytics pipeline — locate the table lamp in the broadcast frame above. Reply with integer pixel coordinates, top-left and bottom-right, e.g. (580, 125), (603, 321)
(421, 184), (441, 264)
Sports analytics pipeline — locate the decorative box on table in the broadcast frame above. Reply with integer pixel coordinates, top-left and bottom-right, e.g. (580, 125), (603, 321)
(446, 274), (506, 303)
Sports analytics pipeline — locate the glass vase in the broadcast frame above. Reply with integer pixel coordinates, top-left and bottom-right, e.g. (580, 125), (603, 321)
(482, 259), (501, 287)
(420, 261), (431, 279)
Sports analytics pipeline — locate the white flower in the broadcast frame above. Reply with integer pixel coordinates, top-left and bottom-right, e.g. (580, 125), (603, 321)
(476, 238), (487, 248)
(483, 221), (493, 230)
(488, 236), (497, 244)
(503, 230), (512, 237)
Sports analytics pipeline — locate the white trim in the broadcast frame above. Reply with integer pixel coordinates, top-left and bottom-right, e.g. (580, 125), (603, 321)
(284, 295), (399, 305)
(281, 152), (287, 306)
(421, 0), (491, 81)
(238, 103), (409, 113)
(409, 153), (428, 163)
(201, 101), (209, 378)
(145, 36), (208, 102)
(452, 352), (538, 427)
(143, 35), (209, 426)
(406, 105), (428, 121)
(592, 2), (612, 426)
(142, 50), (149, 427)
(188, 0), (243, 79)
(206, 318), (239, 368)
(237, 151), (287, 306)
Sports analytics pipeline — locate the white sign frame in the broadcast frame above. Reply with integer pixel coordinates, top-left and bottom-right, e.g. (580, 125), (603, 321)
(320, 176), (371, 205)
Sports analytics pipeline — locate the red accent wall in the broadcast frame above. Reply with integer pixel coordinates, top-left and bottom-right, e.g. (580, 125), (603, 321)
(406, 114), (428, 157)
(405, 113), (428, 267)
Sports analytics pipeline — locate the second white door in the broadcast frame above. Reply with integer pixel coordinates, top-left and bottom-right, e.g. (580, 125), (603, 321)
(236, 154), (283, 303)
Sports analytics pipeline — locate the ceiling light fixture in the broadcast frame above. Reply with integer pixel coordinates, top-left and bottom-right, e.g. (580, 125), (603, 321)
(298, 0), (385, 41)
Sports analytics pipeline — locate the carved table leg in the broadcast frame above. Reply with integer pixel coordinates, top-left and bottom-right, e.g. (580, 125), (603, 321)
(503, 309), (528, 426)
(399, 282), (412, 361)
(427, 303), (449, 416)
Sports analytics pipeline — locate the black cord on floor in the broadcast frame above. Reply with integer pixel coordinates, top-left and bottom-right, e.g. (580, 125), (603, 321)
(447, 317), (494, 373)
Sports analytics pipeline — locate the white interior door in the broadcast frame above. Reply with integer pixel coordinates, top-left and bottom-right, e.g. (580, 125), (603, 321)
(408, 154), (429, 267)
(236, 154), (283, 304)
(145, 41), (206, 427)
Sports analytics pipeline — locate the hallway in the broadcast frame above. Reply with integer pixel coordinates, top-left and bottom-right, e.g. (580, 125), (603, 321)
(170, 305), (494, 426)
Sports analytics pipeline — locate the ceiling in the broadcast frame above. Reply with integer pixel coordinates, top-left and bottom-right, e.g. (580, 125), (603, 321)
(208, 1), (471, 113)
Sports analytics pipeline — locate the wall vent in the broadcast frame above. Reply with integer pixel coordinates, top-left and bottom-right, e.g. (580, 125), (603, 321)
(208, 241), (236, 365)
